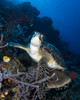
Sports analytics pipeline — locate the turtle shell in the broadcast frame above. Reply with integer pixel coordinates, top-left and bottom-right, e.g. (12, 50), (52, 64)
(40, 41), (66, 69)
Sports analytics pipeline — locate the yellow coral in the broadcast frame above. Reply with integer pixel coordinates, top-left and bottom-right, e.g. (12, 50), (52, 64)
(1, 94), (5, 98)
(3, 56), (11, 63)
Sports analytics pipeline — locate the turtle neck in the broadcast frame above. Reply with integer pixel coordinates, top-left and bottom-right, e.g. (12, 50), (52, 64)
(30, 43), (40, 54)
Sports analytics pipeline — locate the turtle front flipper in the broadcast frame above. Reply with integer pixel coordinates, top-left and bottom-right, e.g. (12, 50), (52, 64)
(8, 42), (28, 51)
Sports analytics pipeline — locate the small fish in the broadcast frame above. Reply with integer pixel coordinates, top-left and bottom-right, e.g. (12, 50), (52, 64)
(3, 56), (11, 63)
(30, 23), (33, 27)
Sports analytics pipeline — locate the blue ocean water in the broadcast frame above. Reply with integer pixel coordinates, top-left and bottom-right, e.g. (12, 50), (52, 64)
(8, 0), (80, 54)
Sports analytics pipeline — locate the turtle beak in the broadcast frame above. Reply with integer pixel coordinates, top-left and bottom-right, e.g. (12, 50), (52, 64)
(33, 32), (43, 42)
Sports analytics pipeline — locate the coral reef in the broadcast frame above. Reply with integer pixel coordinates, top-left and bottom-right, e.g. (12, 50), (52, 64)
(0, 0), (80, 100)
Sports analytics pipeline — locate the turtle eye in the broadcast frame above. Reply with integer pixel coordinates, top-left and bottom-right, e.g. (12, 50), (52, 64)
(39, 35), (43, 41)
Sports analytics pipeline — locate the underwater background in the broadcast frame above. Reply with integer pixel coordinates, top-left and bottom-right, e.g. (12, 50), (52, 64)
(8, 0), (80, 54)
(0, 0), (80, 100)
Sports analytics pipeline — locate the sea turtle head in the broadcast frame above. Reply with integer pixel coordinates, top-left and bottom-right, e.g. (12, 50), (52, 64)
(31, 32), (43, 47)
